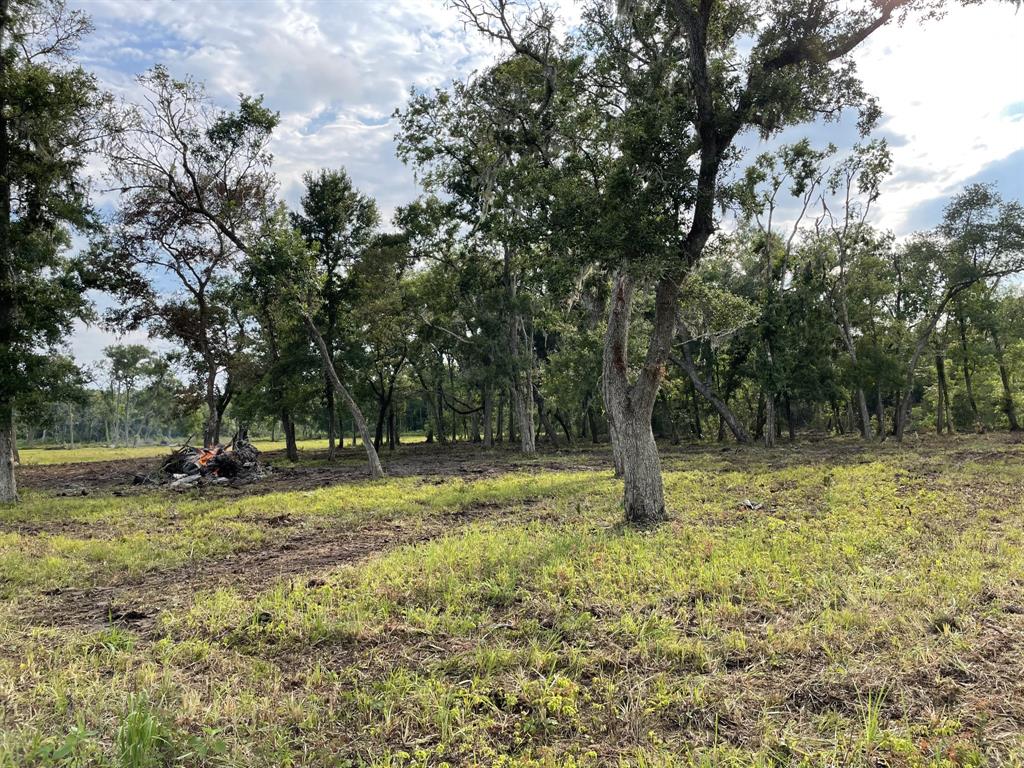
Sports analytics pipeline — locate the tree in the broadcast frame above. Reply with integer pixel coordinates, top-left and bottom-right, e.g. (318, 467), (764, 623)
(292, 168), (380, 459)
(245, 207), (384, 478)
(103, 210), (244, 448)
(0, 0), (106, 502)
(104, 65), (278, 258)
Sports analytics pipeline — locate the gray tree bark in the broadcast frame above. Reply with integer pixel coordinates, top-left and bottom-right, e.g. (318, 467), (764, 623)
(303, 313), (384, 479)
(602, 273), (677, 526)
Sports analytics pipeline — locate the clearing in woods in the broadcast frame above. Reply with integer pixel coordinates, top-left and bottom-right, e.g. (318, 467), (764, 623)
(3, 435), (1024, 767)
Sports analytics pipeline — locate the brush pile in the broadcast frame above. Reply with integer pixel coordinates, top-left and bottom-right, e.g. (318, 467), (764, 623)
(159, 432), (263, 489)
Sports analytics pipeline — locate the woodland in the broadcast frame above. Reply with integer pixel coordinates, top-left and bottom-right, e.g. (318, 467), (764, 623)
(3, 0), (1024, 766)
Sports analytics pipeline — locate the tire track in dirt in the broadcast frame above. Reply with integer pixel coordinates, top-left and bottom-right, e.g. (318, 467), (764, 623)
(17, 500), (548, 635)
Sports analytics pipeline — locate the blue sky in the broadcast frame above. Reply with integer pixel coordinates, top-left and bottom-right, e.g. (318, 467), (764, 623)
(68, 0), (1024, 369)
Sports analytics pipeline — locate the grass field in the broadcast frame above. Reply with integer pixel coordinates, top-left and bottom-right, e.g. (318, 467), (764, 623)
(3, 435), (1024, 766)
(18, 435), (429, 466)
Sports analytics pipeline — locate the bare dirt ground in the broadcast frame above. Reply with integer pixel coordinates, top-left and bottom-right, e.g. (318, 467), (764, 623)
(17, 441), (613, 495)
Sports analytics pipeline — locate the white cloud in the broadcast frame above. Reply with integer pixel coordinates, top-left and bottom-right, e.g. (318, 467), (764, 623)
(854, 3), (1024, 232)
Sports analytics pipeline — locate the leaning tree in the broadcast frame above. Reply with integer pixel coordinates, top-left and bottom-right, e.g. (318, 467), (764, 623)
(104, 67), (386, 476)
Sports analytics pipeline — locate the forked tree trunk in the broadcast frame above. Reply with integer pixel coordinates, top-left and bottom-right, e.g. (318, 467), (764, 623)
(0, 403), (16, 503)
(602, 273), (677, 526)
(303, 313), (384, 479)
(554, 410), (574, 445)
(533, 385), (558, 447)
(935, 352), (955, 434)
(896, 310), (948, 442)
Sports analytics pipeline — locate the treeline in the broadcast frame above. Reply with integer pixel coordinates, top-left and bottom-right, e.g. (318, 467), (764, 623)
(3, 0), (1022, 520)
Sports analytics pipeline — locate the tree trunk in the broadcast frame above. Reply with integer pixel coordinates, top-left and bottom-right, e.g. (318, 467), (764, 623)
(482, 385), (494, 448)
(533, 385), (557, 447)
(496, 390), (504, 444)
(992, 328), (1020, 431)
(0, 403), (15, 503)
(554, 409), (574, 445)
(282, 409), (298, 462)
(937, 352), (954, 434)
(755, 393), (766, 442)
(587, 405), (600, 445)
(690, 386), (703, 441)
(784, 395), (795, 442)
(374, 399), (386, 451)
(0, 0), (17, 503)
(855, 387), (873, 440)
(875, 385), (886, 442)
(203, 361), (218, 448)
(896, 315), (945, 442)
(957, 311), (981, 431)
(214, 386), (231, 446)
(326, 380), (338, 459)
(303, 313), (384, 479)
(764, 393), (777, 448)
(510, 379), (535, 453)
(436, 382), (449, 445)
(830, 399), (843, 435)
(602, 273), (676, 526)
(659, 391), (680, 445)
(507, 387), (516, 445)
(935, 352), (947, 434)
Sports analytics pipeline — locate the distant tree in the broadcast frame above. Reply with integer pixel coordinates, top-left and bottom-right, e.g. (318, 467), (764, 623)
(893, 186), (1024, 440)
(101, 344), (153, 446)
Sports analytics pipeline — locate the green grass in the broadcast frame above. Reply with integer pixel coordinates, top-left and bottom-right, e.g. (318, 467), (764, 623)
(3, 436), (1024, 766)
(18, 435), (429, 465)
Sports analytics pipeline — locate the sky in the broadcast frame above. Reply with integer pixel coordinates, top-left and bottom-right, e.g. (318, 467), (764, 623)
(66, 0), (1024, 370)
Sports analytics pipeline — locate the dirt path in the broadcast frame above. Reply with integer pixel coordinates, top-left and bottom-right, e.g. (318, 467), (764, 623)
(19, 501), (545, 636)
